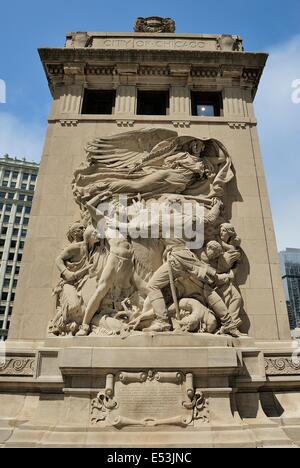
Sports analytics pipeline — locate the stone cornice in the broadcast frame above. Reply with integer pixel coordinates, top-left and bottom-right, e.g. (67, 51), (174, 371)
(39, 48), (267, 99)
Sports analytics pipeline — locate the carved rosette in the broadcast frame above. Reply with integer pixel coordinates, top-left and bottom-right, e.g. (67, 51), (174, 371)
(91, 371), (209, 428)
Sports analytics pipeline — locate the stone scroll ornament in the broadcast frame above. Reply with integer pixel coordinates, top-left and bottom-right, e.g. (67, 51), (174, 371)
(48, 128), (246, 338)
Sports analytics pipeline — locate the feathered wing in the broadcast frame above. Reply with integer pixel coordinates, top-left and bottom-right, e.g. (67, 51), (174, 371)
(85, 128), (178, 170)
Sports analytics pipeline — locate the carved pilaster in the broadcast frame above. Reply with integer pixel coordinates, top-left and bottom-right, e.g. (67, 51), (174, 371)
(115, 85), (136, 115)
(223, 87), (246, 117)
(170, 86), (190, 116)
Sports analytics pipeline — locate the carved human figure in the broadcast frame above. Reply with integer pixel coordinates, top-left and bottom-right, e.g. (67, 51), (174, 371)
(50, 224), (100, 336)
(201, 240), (243, 329)
(141, 200), (242, 336)
(76, 194), (147, 336)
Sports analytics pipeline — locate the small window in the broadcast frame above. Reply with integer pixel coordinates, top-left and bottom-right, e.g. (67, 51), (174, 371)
(19, 194), (26, 201)
(29, 185), (35, 191)
(82, 89), (116, 115)
(191, 91), (223, 117)
(25, 206), (31, 214)
(1, 228), (8, 235)
(137, 90), (169, 116)
(10, 182), (16, 189)
(23, 218), (29, 226)
(0, 239), (5, 247)
(10, 240), (17, 248)
(27, 196), (33, 202)
(15, 217), (21, 225)
(21, 184), (27, 190)
(4, 279), (10, 288)
(17, 205), (23, 213)
(3, 215), (10, 224)
(0, 192), (5, 198)
(17, 254), (22, 262)
(23, 173), (30, 181)
(7, 193), (14, 200)
(4, 170), (10, 178)
(31, 175), (37, 182)
(5, 204), (12, 212)
(12, 172), (18, 179)
(12, 228), (19, 236)
(8, 253), (14, 261)
(21, 229), (27, 237)
(6, 266), (12, 274)
(1, 293), (8, 301)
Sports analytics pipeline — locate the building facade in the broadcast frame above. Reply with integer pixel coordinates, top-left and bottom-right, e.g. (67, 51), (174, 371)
(0, 155), (39, 340)
(280, 248), (300, 330)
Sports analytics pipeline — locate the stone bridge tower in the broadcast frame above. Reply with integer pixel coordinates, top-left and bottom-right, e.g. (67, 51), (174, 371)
(0, 18), (299, 448)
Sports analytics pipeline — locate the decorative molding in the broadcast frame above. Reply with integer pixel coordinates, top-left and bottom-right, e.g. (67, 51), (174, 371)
(60, 119), (79, 127)
(85, 65), (117, 76)
(138, 66), (169, 76)
(265, 357), (300, 376)
(116, 120), (135, 128)
(228, 122), (247, 129)
(191, 67), (221, 78)
(0, 356), (36, 377)
(172, 121), (191, 128)
(47, 64), (64, 76)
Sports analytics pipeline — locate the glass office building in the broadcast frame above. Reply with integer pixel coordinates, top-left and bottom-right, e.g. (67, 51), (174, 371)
(280, 248), (300, 330)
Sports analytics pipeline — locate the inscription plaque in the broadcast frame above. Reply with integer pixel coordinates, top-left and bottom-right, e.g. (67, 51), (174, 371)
(91, 371), (209, 428)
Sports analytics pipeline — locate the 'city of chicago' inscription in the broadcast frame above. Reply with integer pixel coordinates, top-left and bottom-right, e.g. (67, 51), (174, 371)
(93, 38), (209, 51)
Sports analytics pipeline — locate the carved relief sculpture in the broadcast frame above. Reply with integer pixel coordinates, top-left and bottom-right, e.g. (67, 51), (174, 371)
(134, 17), (176, 34)
(49, 128), (246, 338)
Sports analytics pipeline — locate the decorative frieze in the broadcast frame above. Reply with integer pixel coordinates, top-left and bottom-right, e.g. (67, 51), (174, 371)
(0, 356), (36, 377)
(265, 357), (300, 376)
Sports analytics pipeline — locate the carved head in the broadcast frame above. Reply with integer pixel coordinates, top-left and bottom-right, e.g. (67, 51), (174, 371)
(84, 225), (100, 248)
(67, 222), (85, 243)
(220, 223), (241, 246)
(206, 241), (223, 260)
(189, 139), (205, 157)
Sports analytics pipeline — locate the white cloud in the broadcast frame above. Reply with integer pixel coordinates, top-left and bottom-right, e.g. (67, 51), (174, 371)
(0, 112), (45, 163)
(255, 35), (300, 251)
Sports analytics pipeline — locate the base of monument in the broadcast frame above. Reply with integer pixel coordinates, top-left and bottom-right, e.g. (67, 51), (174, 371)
(1, 334), (300, 448)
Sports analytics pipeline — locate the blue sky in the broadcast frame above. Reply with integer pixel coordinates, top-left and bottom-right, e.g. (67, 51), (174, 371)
(0, 0), (300, 250)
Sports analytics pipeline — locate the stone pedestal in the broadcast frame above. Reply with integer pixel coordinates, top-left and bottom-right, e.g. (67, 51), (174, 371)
(1, 335), (299, 448)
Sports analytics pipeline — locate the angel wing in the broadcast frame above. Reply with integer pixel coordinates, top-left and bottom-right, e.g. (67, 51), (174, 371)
(85, 128), (178, 170)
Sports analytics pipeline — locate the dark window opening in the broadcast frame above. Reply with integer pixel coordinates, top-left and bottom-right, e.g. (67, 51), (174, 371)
(191, 91), (223, 117)
(137, 90), (169, 116)
(81, 90), (116, 115)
